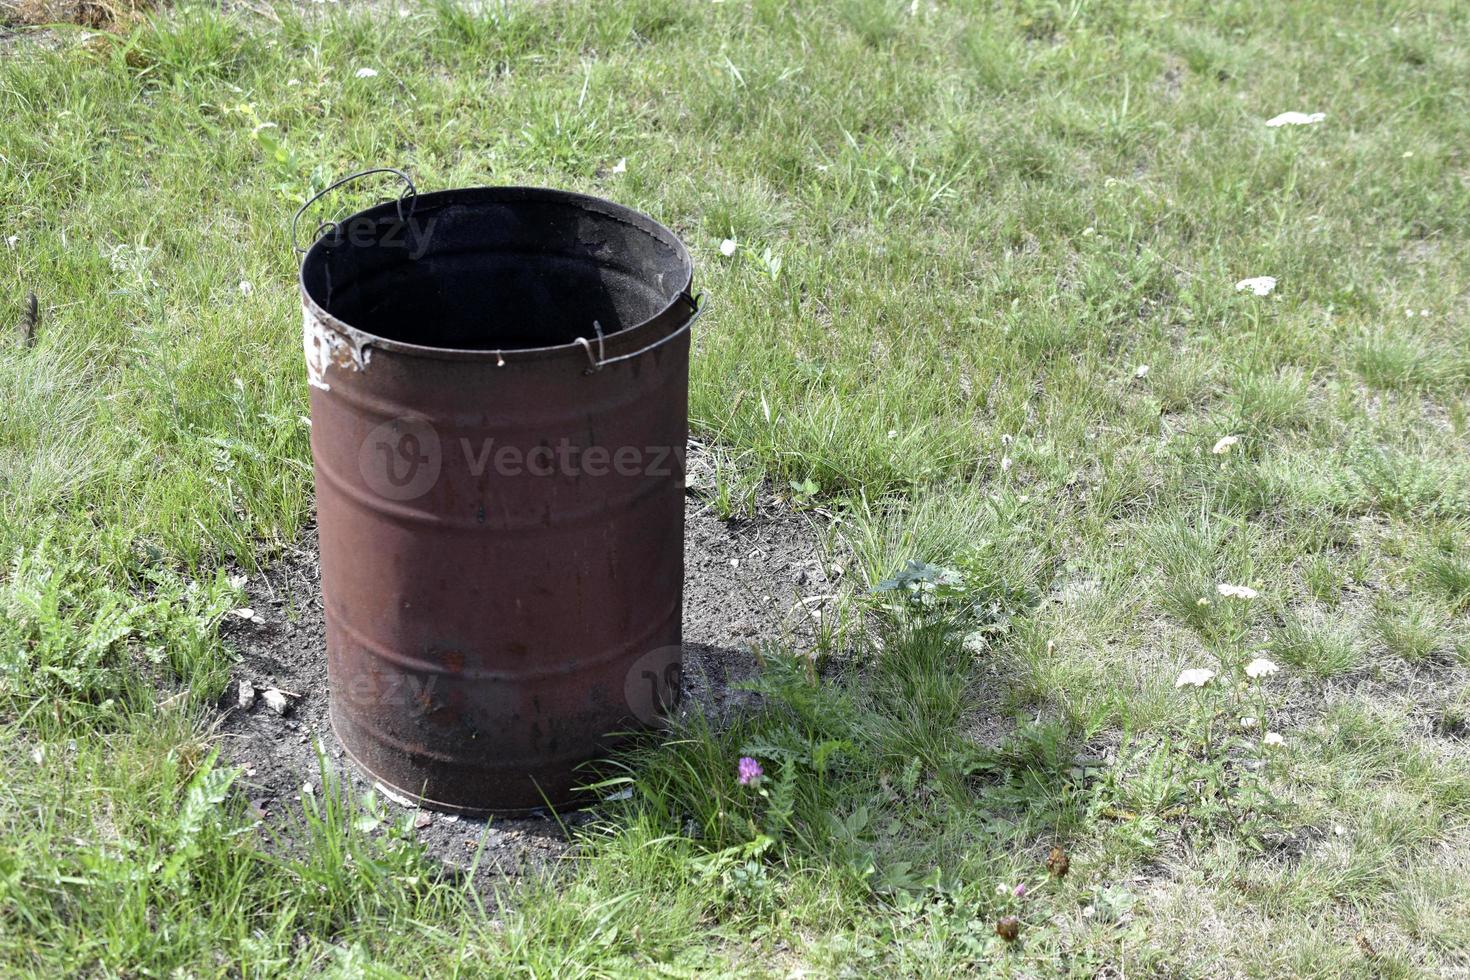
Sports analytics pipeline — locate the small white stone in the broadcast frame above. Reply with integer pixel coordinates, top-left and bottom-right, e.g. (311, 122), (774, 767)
(1134, 364), (1150, 379)
(355, 68), (379, 79)
(610, 157), (627, 174)
(238, 280), (253, 298)
(1234, 276), (1276, 296)
(719, 238), (738, 257)
(1265, 111), (1325, 127)
(237, 680), (257, 710)
(230, 607), (256, 621)
(262, 688), (292, 716)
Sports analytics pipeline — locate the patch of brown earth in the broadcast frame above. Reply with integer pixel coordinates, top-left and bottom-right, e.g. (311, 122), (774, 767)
(216, 488), (837, 882)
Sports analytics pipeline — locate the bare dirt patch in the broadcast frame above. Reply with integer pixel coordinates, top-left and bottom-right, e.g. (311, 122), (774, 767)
(0, 0), (153, 29)
(216, 485), (837, 882)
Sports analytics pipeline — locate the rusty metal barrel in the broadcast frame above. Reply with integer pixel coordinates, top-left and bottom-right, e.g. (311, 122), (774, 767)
(297, 176), (695, 813)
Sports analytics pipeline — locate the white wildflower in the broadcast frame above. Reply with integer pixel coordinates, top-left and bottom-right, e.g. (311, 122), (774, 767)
(1235, 276), (1277, 296)
(1245, 657), (1279, 678)
(1175, 668), (1216, 688)
(719, 238), (737, 257)
(1216, 583), (1259, 600)
(1212, 435), (1240, 455)
(355, 68), (379, 79)
(1265, 111), (1325, 127)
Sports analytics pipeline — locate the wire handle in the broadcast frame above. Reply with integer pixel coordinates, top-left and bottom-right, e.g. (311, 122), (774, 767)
(576, 292), (703, 374)
(291, 168), (418, 256)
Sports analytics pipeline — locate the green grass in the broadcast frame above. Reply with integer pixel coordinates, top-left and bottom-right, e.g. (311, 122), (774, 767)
(3, 0), (1470, 974)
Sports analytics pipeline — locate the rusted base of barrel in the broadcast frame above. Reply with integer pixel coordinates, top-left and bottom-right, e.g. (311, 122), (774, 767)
(328, 703), (604, 816)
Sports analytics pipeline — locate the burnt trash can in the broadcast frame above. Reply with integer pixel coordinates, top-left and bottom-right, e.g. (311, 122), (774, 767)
(296, 175), (696, 813)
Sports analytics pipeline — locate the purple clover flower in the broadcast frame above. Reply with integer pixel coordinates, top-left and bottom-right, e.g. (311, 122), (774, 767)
(737, 756), (763, 786)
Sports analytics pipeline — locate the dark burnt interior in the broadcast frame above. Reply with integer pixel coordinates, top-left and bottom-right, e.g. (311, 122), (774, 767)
(301, 189), (689, 351)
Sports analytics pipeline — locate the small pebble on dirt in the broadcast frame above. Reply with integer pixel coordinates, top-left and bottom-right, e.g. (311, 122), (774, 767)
(414, 812), (432, 830)
(262, 688), (292, 716)
(236, 680), (256, 711)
